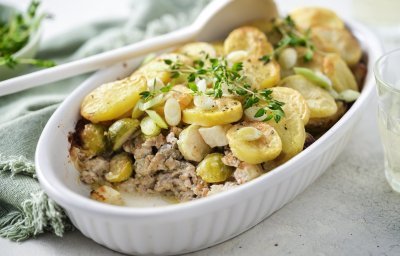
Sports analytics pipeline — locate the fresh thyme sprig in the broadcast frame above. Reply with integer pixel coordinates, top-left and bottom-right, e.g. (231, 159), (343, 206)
(0, 1), (55, 69)
(140, 56), (285, 123)
(139, 79), (172, 101)
(259, 15), (315, 64)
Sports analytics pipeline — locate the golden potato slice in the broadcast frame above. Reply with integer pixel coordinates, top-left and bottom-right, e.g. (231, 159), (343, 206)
(245, 19), (274, 34)
(270, 87), (310, 124)
(227, 122), (282, 164)
(244, 58), (281, 89)
(224, 26), (273, 56)
(279, 75), (338, 118)
(264, 115), (306, 169)
(295, 47), (325, 72)
(90, 185), (124, 205)
(323, 54), (358, 92)
(306, 101), (347, 135)
(81, 75), (147, 123)
(212, 42), (225, 57)
(182, 98), (243, 126)
(176, 42), (217, 60)
(311, 27), (362, 66)
(132, 53), (192, 84)
(290, 7), (344, 31)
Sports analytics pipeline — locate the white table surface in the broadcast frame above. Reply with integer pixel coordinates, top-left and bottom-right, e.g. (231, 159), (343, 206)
(2, 0), (400, 255)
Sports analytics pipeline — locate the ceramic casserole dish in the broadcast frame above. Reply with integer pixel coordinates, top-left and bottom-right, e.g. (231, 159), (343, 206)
(35, 5), (382, 256)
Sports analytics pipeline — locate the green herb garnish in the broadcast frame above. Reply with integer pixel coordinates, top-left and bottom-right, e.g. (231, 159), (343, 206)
(0, 1), (55, 69)
(140, 56), (285, 123)
(259, 15), (315, 64)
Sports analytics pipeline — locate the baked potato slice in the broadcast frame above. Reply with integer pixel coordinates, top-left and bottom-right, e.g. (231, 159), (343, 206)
(212, 42), (225, 57)
(289, 7), (344, 31)
(224, 26), (273, 56)
(90, 185), (124, 206)
(227, 122), (282, 164)
(306, 101), (347, 135)
(243, 58), (281, 89)
(295, 47), (325, 72)
(81, 75), (147, 123)
(263, 115), (306, 170)
(244, 86), (310, 124)
(323, 53), (358, 92)
(279, 75), (338, 118)
(270, 87), (310, 124)
(245, 19), (274, 34)
(311, 27), (362, 66)
(176, 42), (217, 60)
(225, 47), (280, 90)
(132, 53), (192, 84)
(182, 98), (243, 126)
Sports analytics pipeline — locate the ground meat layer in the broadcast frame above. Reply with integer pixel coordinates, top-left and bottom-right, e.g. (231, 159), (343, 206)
(71, 127), (267, 202)
(120, 131), (209, 201)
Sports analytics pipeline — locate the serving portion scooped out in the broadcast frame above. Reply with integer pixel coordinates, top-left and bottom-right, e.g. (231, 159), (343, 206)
(69, 7), (366, 206)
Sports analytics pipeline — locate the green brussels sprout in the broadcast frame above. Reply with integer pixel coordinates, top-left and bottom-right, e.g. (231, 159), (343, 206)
(105, 153), (133, 183)
(108, 118), (140, 151)
(196, 153), (233, 183)
(80, 123), (107, 155)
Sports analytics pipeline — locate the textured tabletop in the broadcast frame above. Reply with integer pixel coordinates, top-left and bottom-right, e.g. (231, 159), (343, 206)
(2, 0), (400, 255)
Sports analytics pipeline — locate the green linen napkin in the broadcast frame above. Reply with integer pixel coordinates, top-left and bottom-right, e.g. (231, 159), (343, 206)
(0, 0), (210, 241)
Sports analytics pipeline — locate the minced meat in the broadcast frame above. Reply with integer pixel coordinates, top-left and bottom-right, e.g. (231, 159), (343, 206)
(120, 131), (209, 201)
(72, 128), (257, 202)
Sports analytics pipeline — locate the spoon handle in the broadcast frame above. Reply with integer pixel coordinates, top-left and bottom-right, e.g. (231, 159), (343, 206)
(0, 27), (195, 96)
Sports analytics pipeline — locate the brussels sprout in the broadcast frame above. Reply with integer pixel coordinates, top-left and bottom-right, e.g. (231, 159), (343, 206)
(196, 153), (233, 183)
(80, 123), (107, 156)
(108, 118), (140, 151)
(105, 153), (133, 183)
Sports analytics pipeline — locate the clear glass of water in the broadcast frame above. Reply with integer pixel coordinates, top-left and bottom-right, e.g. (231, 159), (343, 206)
(374, 49), (400, 192)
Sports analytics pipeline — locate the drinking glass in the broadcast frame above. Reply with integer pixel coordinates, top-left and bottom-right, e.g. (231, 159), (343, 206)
(374, 49), (400, 192)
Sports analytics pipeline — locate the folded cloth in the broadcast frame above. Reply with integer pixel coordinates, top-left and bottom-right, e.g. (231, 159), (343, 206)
(0, 0), (210, 241)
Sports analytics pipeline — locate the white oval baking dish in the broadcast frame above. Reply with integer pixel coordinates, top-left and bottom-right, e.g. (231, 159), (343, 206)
(35, 14), (382, 256)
